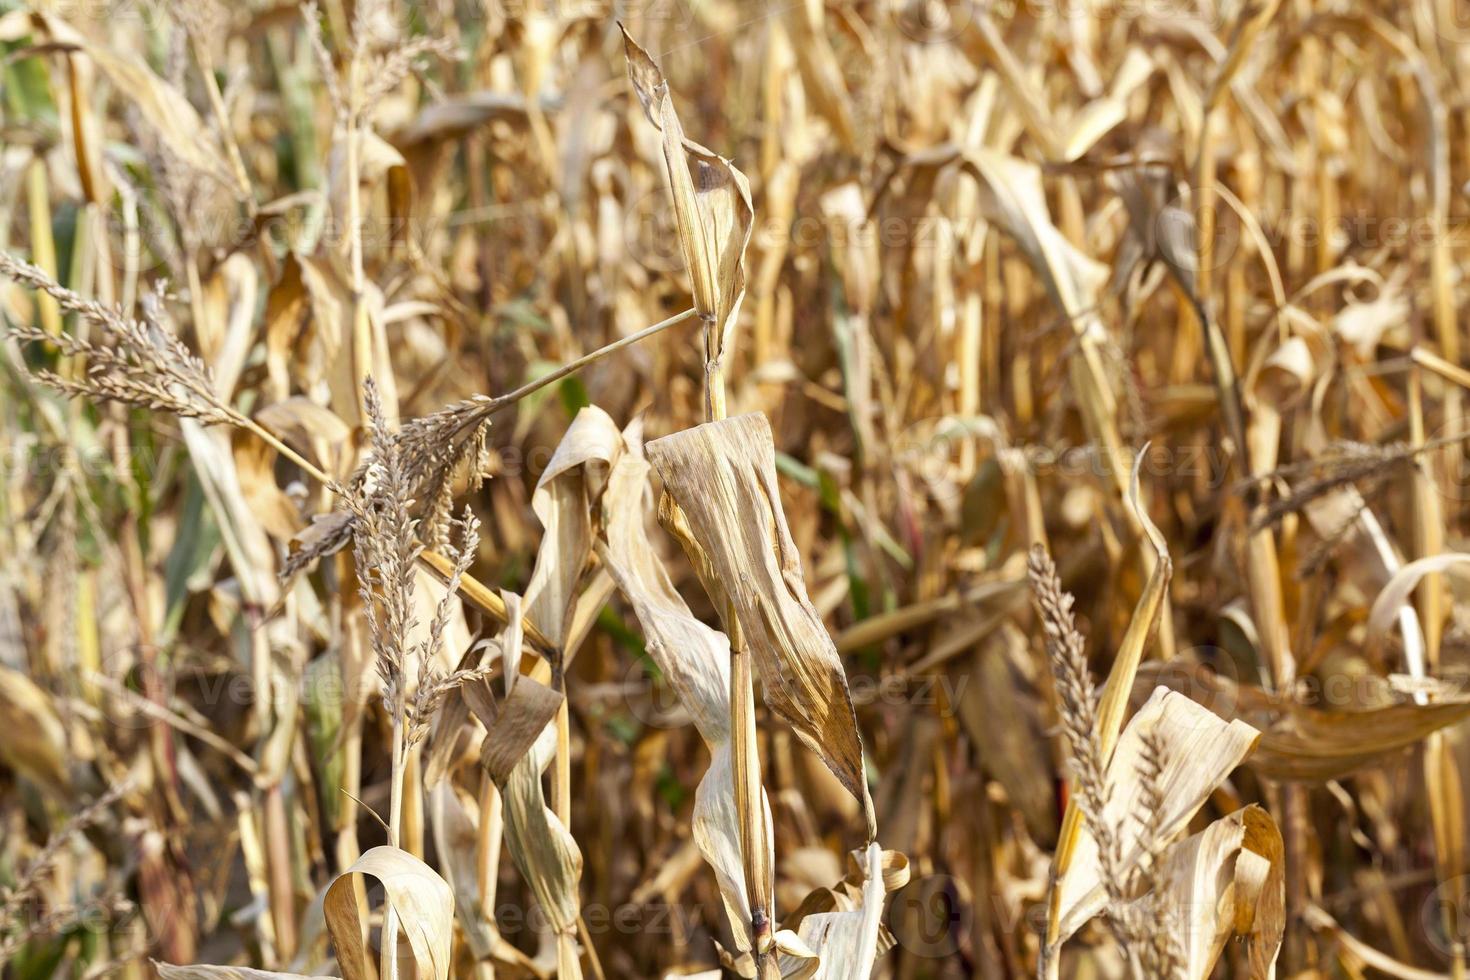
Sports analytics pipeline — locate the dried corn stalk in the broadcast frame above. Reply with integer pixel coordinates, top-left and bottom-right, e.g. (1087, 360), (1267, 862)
(598, 418), (769, 958)
(646, 413), (874, 835)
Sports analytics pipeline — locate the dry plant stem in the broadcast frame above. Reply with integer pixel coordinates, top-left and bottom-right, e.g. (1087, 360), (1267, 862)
(496, 308), (697, 420)
(732, 618), (776, 973)
(383, 710), (406, 976)
(1411, 354), (1466, 980)
(702, 317), (774, 974)
(344, 56), (373, 429)
(398, 307), (699, 455)
(25, 159), (63, 350)
(1403, 36), (1451, 687)
(263, 785), (297, 961)
(190, 37), (255, 211)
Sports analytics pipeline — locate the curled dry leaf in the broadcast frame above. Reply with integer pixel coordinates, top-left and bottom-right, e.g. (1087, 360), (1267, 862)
(1054, 686), (1260, 944)
(462, 671), (565, 786)
(522, 405), (621, 649)
(622, 27), (752, 414)
(1140, 660), (1470, 781)
(1367, 554), (1470, 651)
(598, 422), (768, 955)
(647, 413), (873, 835)
(776, 844), (910, 979)
(323, 845), (455, 980)
(499, 717), (585, 978)
(488, 579), (583, 975)
(1153, 804), (1285, 979)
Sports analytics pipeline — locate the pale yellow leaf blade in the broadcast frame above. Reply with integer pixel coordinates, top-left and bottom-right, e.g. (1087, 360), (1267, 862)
(324, 845), (455, 980)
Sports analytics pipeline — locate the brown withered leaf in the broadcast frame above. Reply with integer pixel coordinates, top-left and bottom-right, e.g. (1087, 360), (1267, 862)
(521, 405), (622, 649)
(155, 966), (325, 980)
(776, 844), (910, 978)
(598, 425), (766, 955)
(1139, 660), (1470, 781)
(956, 635), (1058, 848)
(0, 664), (73, 800)
(622, 28), (752, 411)
(646, 413), (872, 834)
(324, 845), (455, 980)
(487, 581), (584, 976)
(1153, 804), (1285, 980)
(462, 672), (564, 786)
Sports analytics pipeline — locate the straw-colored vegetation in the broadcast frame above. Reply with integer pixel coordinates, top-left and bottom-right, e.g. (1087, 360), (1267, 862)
(1, 0), (1469, 977)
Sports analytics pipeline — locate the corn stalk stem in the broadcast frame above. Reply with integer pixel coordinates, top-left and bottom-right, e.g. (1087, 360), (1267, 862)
(191, 37), (256, 213)
(704, 322), (774, 973)
(383, 709), (405, 979)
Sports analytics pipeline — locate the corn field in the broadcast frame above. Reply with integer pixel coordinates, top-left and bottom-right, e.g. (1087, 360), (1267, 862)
(3, 0), (1470, 977)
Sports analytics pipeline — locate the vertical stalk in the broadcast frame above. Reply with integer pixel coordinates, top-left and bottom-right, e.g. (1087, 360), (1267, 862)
(345, 56), (372, 427)
(707, 319), (775, 976)
(25, 158), (64, 351)
(383, 710), (404, 980)
(191, 37), (256, 211)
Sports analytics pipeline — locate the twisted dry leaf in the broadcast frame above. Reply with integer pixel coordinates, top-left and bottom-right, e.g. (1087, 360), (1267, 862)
(1152, 803), (1284, 979)
(647, 413), (873, 835)
(622, 27), (752, 415)
(323, 845), (455, 980)
(599, 425), (768, 955)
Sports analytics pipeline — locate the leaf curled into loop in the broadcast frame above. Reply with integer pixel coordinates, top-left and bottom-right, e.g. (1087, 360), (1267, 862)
(324, 845), (455, 980)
